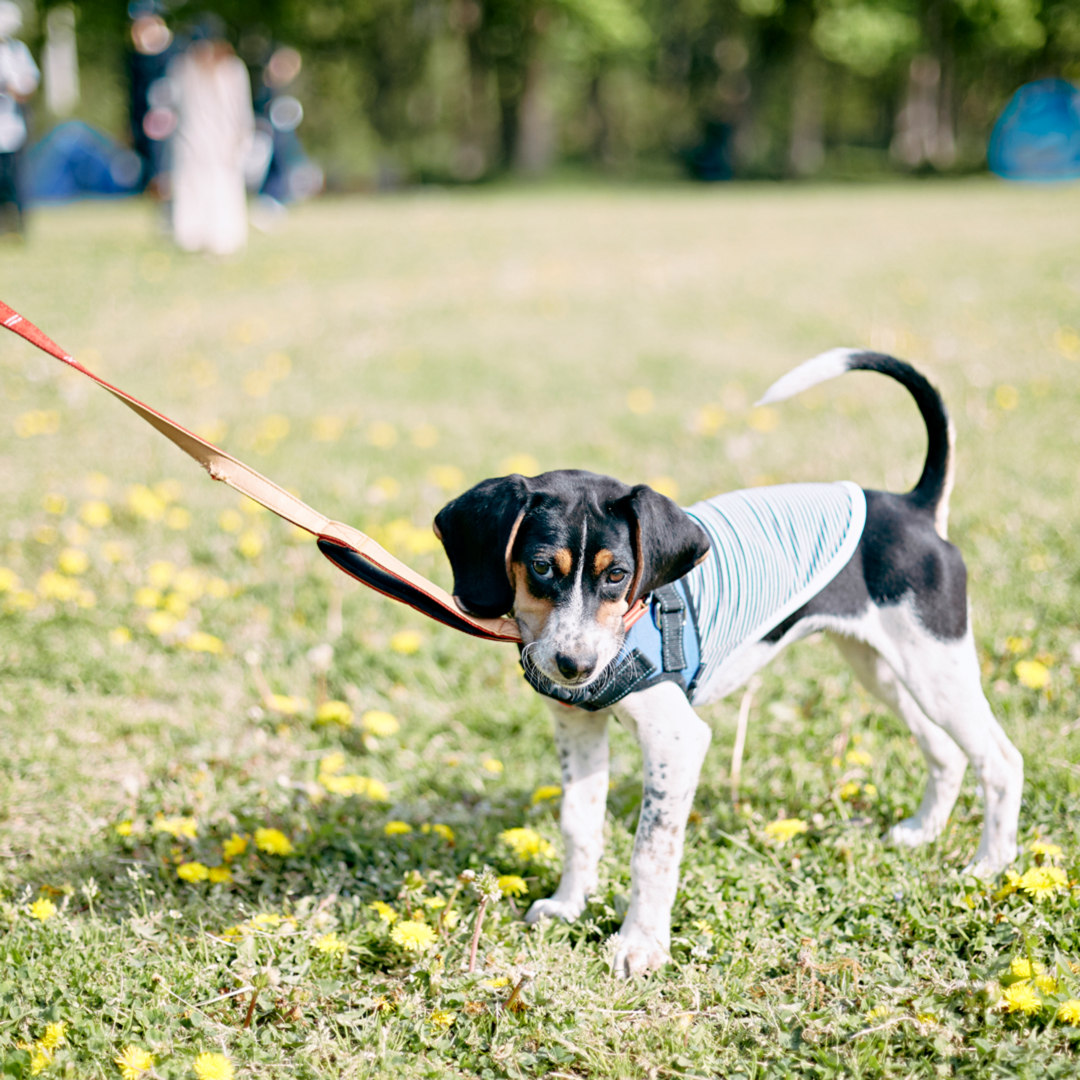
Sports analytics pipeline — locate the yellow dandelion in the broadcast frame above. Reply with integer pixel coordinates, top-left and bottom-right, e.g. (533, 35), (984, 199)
(126, 485), (166, 522)
(369, 900), (398, 924)
(115, 821), (133, 836)
(428, 464), (463, 490)
(314, 932), (347, 955)
(251, 913), (285, 929)
(763, 818), (809, 843)
(1057, 1000), (1080, 1025)
(254, 828), (294, 856)
(626, 388), (654, 415)
(165, 507), (190, 530)
(482, 758), (504, 774)
(207, 866), (233, 885)
(85, 471), (109, 496)
(37, 570), (80, 601)
(530, 784), (562, 805)
(218, 509), (243, 533)
(29, 898), (56, 921)
(146, 611), (177, 637)
(177, 862), (210, 883)
(40, 1023), (66, 1049)
(499, 827), (556, 861)
(0, 567), (17, 593)
(314, 700), (352, 726)
(846, 748), (873, 767)
(428, 1008), (454, 1030)
(1034, 973), (1058, 994)
(367, 421), (398, 449)
(747, 406), (779, 433)
(420, 823), (455, 843)
(321, 774), (368, 797)
(1015, 660), (1049, 690)
(185, 632), (224, 655)
(483, 976), (510, 989)
(205, 577), (230, 599)
(389, 630), (422, 655)
(365, 778), (390, 801)
(154, 815), (197, 839)
(1030, 839), (1063, 859)
(361, 710), (400, 737)
(114, 1046), (154, 1080)
(412, 423), (439, 449)
(133, 587), (161, 609)
(28, 1045), (52, 1075)
(1000, 982), (1043, 1015)
(1019, 866), (1067, 900)
(312, 415), (345, 442)
(866, 1005), (891, 1022)
(497, 875), (528, 897)
(80, 501), (112, 528)
(110, 627), (132, 646)
(1010, 957), (1045, 979)
(839, 781), (861, 801)
(501, 453), (539, 476)
(391, 920), (436, 952)
(192, 1052), (234, 1080)
(237, 531), (263, 559)
(384, 821), (412, 836)
(267, 694), (307, 716)
(995, 383), (1019, 410)
(222, 833), (247, 861)
(43, 492), (67, 514)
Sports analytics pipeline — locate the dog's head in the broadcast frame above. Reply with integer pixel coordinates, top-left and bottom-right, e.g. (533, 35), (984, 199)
(434, 470), (710, 689)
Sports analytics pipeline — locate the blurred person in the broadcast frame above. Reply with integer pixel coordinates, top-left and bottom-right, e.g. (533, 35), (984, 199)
(128, 7), (176, 193)
(170, 21), (253, 255)
(0, 0), (40, 236)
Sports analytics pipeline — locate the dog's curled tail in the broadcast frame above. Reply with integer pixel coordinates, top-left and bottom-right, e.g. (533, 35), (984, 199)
(757, 348), (955, 540)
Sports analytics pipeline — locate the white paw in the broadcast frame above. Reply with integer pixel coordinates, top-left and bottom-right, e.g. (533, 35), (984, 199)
(524, 895), (586, 924)
(610, 927), (669, 978)
(962, 846), (1017, 880)
(888, 817), (941, 848)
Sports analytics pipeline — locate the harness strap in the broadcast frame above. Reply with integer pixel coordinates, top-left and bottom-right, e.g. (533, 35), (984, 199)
(652, 582), (687, 673)
(0, 302), (549, 641)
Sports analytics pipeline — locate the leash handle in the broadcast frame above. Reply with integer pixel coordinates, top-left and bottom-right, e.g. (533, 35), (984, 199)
(0, 300), (523, 642)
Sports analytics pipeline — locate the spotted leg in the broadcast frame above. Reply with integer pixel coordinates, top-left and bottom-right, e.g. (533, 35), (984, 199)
(610, 681), (712, 977)
(524, 703), (609, 924)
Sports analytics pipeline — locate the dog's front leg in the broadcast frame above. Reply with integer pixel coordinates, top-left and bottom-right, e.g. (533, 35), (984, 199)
(524, 703), (609, 924)
(611, 681), (711, 977)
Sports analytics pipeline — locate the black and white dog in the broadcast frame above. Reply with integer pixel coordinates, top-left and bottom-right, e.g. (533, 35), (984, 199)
(434, 351), (1023, 977)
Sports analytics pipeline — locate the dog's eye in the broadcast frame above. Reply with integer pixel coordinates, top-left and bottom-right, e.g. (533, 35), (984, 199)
(531, 560), (552, 578)
(608, 568), (627, 584)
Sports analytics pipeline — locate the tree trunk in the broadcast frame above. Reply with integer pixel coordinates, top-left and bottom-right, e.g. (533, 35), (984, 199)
(787, 39), (825, 176)
(514, 53), (555, 175)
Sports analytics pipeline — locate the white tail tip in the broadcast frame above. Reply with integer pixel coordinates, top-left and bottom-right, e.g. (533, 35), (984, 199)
(755, 348), (864, 407)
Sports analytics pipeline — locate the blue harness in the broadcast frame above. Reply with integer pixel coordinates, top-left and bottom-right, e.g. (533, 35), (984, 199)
(521, 482), (866, 711)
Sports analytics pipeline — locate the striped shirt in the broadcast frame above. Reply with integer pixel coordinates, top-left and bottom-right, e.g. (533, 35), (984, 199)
(682, 481), (866, 702)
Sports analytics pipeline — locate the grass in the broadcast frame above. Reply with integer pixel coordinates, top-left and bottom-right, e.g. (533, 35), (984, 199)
(0, 180), (1079, 1079)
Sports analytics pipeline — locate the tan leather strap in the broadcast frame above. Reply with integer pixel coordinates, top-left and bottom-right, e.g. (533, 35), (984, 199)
(1, 301), (650, 643)
(0, 300), (524, 642)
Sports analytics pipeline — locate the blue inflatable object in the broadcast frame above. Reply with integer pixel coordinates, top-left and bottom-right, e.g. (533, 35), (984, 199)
(26, 121), (142, 202)
(988, 78), (1080, 182)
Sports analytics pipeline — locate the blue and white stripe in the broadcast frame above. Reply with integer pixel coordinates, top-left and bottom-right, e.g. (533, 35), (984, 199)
(682, 481), (866, 703)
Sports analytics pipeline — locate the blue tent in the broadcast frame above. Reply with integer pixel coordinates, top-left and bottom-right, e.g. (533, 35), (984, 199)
(26, 121), (142, 203)
(989, 79), (1080, 182)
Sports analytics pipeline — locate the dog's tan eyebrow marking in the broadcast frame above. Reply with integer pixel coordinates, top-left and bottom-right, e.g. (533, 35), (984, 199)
(553, 549), (573, 576)
(593, 549), (614, 574)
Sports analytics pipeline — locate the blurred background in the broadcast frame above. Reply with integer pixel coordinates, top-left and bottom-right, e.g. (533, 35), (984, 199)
(2, 0), (1079, 206)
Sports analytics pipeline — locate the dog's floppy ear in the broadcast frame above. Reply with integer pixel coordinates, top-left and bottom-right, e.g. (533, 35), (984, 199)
(434, 475), (533, 618)
(622, 484), (710, 602)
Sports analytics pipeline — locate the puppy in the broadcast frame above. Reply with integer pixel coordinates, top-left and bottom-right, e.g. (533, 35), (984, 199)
(435, 350), (1023, 977)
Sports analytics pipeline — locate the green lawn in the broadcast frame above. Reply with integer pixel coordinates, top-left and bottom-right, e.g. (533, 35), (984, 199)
(1, 182), (1079, 1079)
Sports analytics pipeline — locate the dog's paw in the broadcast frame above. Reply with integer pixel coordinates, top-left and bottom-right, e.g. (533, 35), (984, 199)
(524, 895), (586, 925)
(961, 846), (1017, 880)
(888, 817), (941, 848)
(610, 927), (669, 979)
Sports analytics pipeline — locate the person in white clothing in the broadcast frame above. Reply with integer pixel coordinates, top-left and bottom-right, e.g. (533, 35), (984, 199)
(170, 30), (253, 255)
(0, 0), (40, 235)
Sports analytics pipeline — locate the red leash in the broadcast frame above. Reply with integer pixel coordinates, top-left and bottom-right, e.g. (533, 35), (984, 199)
(1, 302), (648, 642)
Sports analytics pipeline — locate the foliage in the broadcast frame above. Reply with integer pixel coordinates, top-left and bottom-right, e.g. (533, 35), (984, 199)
(19, 0), (1080, 182)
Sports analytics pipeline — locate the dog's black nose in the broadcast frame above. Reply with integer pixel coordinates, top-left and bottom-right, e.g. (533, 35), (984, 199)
(556, 652), (596, 680)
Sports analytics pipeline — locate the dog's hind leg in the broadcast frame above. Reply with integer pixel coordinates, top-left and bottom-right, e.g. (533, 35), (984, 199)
(610, 681), (712, 977)
(832, 634), (968, 848)
(525, 703), (609, 925)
